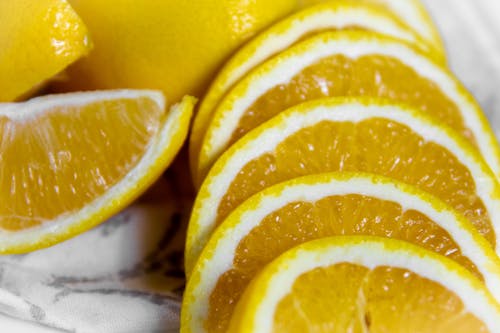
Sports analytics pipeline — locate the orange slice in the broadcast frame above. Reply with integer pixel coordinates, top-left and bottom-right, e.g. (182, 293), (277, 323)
(0, 90), (195, 253)
(186, 98), (500, 267)
(195, 31), (499, 184)
(228, 237), (500, 333)
(189, 1), (436, 178)
(182, 173), (500, 333)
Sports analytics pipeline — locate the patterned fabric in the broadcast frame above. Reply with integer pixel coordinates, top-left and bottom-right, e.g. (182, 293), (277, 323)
(1, 0), (500, 331)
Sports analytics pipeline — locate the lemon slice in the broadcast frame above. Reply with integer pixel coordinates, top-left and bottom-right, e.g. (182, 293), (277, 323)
(0, 0), (92, 102)
(189, 1), (437, 177)
(187, 98), (500, 266)
(195, 31), (499, 184)
(182, 173), (500, 333)
(228, 237), (500, 333)
(0, 91), (194, 253)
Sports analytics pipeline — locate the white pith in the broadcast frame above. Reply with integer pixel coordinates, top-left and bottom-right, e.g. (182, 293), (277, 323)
(376, 0), (438, 47)
(222, 6), (419, 94)
(249, 240), (500, 333)
(0, 90), (165, 121)
(0, 91), (189, 250)
(190, 101), (500, 267)
(200, 34), (498, 178)
(185, 174), (500, 333)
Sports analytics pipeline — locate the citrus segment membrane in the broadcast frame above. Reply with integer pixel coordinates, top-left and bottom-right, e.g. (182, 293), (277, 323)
(0, 91), (195, 253)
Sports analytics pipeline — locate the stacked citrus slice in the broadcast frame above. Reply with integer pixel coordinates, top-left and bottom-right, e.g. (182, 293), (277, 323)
(184, 1), (500, 332)
(187, 98), (500, 267)
(182, 173), (500, 332)
(189, 0), (443, 177)
(193, 30), (500, 184)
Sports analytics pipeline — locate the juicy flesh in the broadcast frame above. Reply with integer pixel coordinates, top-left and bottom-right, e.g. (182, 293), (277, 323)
(228, 55), (472, 152)
(0, 97), (162, 230)
(206, 195), (481, 333)
(273, 264), (487, 332)
(217, 119), (493, 245)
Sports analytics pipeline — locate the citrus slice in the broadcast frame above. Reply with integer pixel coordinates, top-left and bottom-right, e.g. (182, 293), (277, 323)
(187, 98), (500, 267)
(195, 31), (500, 184)
(182, 173), (500, 333)
(0, 0), (92, 102)
(189, 1), (436, 177)
(226, 237), (500, 333)
(0, 91), (195, 253)
(299, 0), (445, 55)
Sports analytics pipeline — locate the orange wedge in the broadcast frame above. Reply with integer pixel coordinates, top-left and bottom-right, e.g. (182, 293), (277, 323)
(195, 31), (499, 184)
(186, 98), (500, 267)
(0, 90), (194, 253)
(189, 1), (437, 177)
(182, 173), (500, 333)
(228, 237), (500, 333)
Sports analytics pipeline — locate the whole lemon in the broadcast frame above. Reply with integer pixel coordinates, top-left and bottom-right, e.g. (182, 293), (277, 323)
(61, 0), (297, 103)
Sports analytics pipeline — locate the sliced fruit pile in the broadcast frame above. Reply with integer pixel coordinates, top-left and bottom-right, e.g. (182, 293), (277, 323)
(0, 0), (295, 252)
(183, 1), (500, 332)
(3, 0), (500, 331)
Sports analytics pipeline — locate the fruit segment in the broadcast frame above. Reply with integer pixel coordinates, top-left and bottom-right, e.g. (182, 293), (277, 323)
(0, 91), (194, 253)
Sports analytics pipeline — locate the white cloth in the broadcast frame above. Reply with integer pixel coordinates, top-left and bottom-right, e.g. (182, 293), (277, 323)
(1, 0), (500, 332)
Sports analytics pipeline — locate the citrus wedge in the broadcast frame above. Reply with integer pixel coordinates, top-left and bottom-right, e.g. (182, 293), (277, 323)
(189, 1), (437, 176)
(0, 91), (195, 253)
(187, 98), (500, 266)
(195, 31), (500, 184)
(0, 0), (92, 102)
(182, 173), (500, 333)
(227, 237), (500, 333)
(299, 0), (445, 55)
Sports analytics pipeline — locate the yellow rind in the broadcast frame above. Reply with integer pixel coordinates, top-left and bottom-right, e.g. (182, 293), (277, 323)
(0, 95), (195, 254)
(0, 0), (92, 102)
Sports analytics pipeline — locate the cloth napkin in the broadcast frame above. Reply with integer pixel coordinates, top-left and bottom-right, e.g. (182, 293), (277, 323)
(1, 0), (500, 331)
